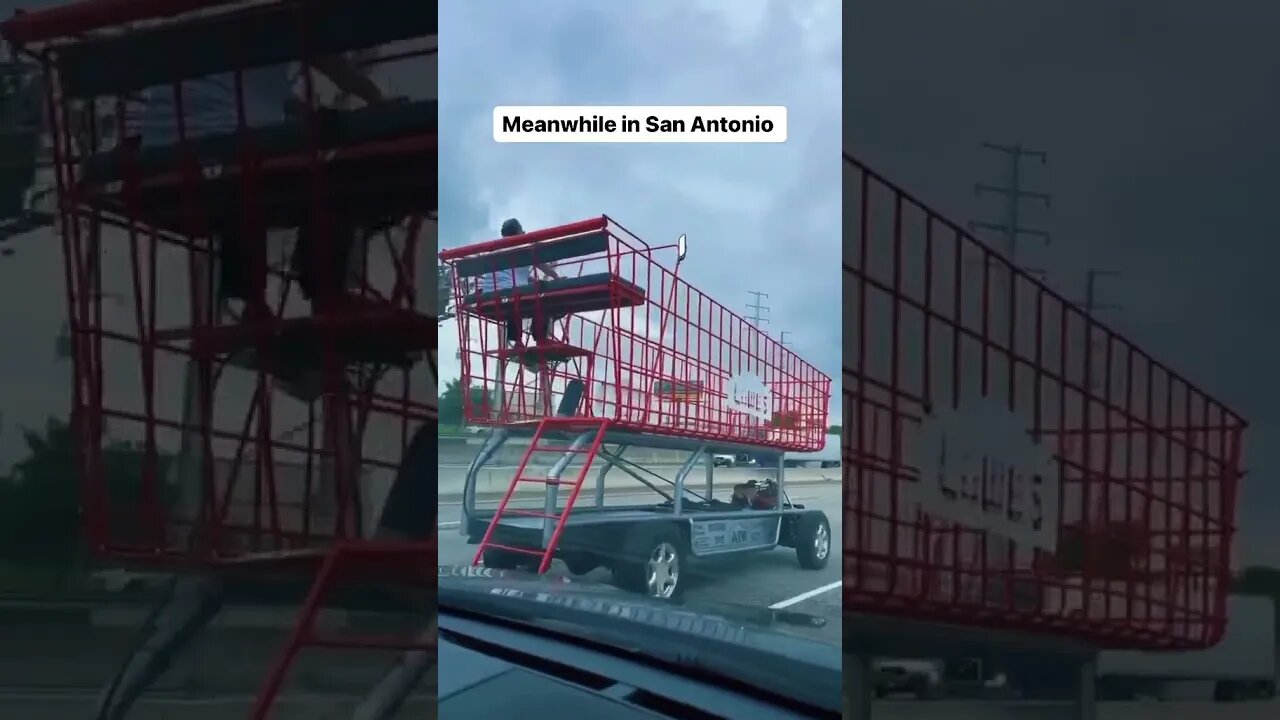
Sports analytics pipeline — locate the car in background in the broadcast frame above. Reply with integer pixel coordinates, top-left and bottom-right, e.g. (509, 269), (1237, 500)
(873, 659), (942, 699)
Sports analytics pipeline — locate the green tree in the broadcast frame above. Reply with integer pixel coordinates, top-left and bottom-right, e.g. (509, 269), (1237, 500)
(0, 417), (174, 578)
(439, 378), (464, 428)
(438, 378), (490, 432)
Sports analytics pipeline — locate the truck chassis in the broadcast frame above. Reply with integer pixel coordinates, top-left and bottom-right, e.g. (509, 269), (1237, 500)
(460, 426), (832, 599)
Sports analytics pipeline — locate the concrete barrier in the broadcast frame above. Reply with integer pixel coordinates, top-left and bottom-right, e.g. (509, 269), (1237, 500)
(437, 464), (840, 501)
(438, 434), (696, 467)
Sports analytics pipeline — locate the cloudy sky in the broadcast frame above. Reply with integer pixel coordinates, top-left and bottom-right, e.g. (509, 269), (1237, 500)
(848, 0), (1280, 566)
(437, 0), (842, 427)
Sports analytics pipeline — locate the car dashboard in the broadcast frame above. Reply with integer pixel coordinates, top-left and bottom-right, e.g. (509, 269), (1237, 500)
(438, 607), (840, 719)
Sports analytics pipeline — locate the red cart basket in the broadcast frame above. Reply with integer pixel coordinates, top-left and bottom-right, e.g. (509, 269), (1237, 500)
(2, 0), (437, 717)
(441, 215), (831, 449)
(843, 152), (1247, 650)
(441, 216), (832, 570)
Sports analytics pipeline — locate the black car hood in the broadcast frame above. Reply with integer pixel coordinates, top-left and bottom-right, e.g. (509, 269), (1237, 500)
(438, 564), (838, 666)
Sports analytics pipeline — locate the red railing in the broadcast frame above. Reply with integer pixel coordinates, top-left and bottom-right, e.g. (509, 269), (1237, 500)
(444, 216), (832, 451)
(843, 152), (1246, 650)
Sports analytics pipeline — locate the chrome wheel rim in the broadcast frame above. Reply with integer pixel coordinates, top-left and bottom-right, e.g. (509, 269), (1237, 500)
(646, 542), (680, 598)
(814, 523), (830, 560)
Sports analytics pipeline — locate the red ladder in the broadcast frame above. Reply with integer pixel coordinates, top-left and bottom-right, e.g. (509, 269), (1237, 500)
(473, 416), (610, 574)
(251, 541), (436, 720)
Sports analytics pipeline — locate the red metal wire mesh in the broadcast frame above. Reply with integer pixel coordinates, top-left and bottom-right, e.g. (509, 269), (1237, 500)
(12, 3), (437, 567)
(843, 153), (1246, 650)
(440, 216), (831, 451)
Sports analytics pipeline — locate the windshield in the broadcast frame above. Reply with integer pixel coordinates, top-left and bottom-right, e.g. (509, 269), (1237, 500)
(435, 0), (842, 711)
(439, 570), (841, 708)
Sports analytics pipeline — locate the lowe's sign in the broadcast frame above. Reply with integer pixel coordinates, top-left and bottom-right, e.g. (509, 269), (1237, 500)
(725, 371), (772, 423)
(908, 396), (1060, 551)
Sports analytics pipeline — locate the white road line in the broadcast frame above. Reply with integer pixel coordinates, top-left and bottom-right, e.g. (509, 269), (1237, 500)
(438, 521), (460, 529)
(768, 580), (842, 610)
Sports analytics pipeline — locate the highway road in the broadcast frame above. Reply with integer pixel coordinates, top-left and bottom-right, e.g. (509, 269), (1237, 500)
(438, 482), (844, 646)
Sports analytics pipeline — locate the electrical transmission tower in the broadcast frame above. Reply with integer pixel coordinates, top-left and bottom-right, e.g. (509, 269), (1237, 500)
(1076, 268), (1123, 392)
(970, 142), (1052, 268)
(1079, 268), (1123, 316)
(746, 290), (770, 326)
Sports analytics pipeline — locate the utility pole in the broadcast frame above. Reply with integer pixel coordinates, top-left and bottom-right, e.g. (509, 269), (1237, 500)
(966, 143), (1053, 401)
(969, 143), (1051, 582)
(746, 290), (770, 326)
(970, 142), (1052, 267)
(1076, 268), (1122, 519)
(1076, 268), (1123, 394)
(778, 331), (792, 348)
(1080, 268), (1123, 315)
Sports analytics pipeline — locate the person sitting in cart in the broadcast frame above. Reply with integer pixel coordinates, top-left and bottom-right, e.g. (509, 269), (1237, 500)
(132, 56), (386, 315)
(477, 217), (563, 348)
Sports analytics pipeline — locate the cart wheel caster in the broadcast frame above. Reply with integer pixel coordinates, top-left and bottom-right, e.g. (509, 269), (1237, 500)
(482, 548), (523, 570)
(795, 513), (831, 570)
(615, 528), (686, 600)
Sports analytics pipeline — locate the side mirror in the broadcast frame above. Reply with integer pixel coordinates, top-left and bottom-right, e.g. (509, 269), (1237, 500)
(676, 233), (687, 263)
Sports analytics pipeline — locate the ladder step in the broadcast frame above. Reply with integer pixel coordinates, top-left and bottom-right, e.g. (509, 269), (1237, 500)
(484, 542), (545, 557)
(472, 416), (611, 575)
(505, 509), (562, 520)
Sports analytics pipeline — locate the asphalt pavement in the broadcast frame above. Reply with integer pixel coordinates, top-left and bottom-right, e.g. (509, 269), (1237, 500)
(437, 482), (844, 646)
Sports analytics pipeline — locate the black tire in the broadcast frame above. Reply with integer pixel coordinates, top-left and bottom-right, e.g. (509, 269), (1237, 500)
(795, 513), (831, 569)
(482, 548), (524, 570)
(613, 526), (686, 600)
(562, 553), (599, 576)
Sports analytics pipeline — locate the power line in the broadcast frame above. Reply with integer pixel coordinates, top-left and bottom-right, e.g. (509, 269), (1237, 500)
(746, 290), (770, 326)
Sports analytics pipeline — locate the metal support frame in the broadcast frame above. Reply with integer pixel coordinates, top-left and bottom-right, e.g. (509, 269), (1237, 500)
(1075, 656), (1098, 720)
(541, 428), (599, 547)
(463, 425), (801, 521)
(351, 618), (438, 720)
(670, 445), (707, 516)
(460, 426), (803, 564)
(593, 445), (624, 507)
(94, 253), (222, 720)
(843, 652), (873, 720)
